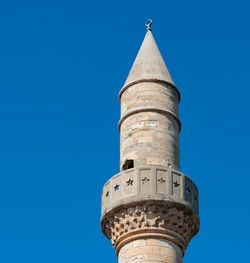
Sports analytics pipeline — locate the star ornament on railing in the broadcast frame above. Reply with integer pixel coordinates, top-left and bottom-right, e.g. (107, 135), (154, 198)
(126, 179), (133, 186)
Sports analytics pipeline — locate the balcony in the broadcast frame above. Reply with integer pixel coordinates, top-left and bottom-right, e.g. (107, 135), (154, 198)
(101, 166), (198, 219)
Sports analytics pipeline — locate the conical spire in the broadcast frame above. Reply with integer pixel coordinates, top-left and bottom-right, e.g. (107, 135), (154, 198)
(120, 28), (176, 97)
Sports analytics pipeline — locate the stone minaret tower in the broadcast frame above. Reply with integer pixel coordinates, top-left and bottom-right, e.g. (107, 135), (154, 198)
(101, 21), (199, 263)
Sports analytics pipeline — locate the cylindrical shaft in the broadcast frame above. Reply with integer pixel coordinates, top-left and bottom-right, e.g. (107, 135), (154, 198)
(119, 82), (180, 171)
(118, 238), (183, 263)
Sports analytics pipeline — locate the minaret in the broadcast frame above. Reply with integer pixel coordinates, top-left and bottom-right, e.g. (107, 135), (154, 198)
(101, 20), (199, 263)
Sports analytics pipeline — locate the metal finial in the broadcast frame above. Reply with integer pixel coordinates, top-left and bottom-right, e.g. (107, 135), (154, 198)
(146, 18), (153, 31)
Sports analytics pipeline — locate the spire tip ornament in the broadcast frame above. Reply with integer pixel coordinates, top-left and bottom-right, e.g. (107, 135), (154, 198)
(146, 18), (152, 31)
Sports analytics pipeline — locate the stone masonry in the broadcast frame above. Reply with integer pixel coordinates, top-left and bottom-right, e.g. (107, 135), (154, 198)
(101, 22), (199, 263)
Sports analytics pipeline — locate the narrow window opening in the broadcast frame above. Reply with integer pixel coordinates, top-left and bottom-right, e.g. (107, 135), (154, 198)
(122, 159), (134, 170)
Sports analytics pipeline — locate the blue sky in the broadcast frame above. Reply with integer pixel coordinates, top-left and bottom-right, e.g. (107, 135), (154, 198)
(0, 0), (249, 262)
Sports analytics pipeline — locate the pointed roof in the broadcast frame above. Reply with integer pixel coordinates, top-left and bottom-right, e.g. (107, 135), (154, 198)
(119, 30), (179, 100)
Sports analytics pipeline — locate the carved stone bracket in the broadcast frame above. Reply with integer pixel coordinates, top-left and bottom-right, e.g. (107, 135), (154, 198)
(101, 202), (199, 256)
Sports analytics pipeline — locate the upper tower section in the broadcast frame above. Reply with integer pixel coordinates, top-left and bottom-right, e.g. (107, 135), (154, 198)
(119, 22), (181, 171)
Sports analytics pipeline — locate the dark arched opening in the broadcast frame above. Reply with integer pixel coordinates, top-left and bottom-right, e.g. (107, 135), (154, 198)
(122, 159), (134, 170)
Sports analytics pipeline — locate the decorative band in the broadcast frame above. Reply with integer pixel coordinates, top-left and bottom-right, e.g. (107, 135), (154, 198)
(118, 107), (181, 132)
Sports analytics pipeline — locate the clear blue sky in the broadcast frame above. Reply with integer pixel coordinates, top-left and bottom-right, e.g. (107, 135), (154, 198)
(0, 0), (249, 262)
